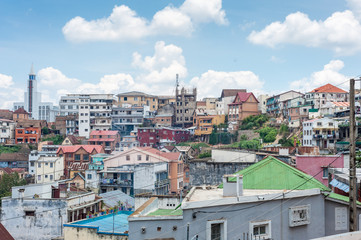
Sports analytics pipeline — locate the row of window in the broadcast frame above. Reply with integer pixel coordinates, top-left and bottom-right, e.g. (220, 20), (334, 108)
(37, 162), (54, 168)
(37, 174), (53, 181)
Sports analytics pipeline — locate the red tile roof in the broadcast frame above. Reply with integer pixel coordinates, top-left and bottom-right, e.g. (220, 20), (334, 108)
(90, 130), (119, 136)
(229, 92), (259, 105)
(332, 102), (349, 107)
(88, 138), (115, 142)
(13, 108), (29, 114)
(57, 145), (103, 154)
(310, 84), (347, 93)
(142, 147), (180, 161)
(0, 223), (14, 240)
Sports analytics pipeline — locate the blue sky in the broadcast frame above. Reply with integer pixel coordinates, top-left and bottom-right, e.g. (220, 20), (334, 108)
(0, 0), (360, 108)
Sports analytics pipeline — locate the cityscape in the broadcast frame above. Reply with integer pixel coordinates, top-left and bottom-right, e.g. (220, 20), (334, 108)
(2, 0), (361, 240)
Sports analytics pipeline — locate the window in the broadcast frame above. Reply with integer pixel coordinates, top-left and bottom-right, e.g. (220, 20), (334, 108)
(37, 175), (41, 181)
(45, 175), (48, 178)
(137, 155), (142, 161)
(75, 154), (81, 161)
(146, 155), (150, 161)
(30, 162), (34, 167)
(206, 219), (227, 240)
(83, 154), (89, 161)
(289, 205), (310, 227)
(322, 167), (328, 179)
(126, 155), (130, 161)
(50, 163), (53, 168)
(249, 220), (271, 239)
(25, 210), (35, 217)
(38, 163), (41, 168)
(87, 174), (92, 179)
(124, 97), (127, 101)
(50, 175), (53, 180)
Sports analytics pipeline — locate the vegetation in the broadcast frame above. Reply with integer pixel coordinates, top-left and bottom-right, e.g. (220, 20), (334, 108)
(42, 126), (50, 135)
(41, 135), (64, 145)
(198, 151), (211, 158)
(278, 137), (294, 147)
(222, 138), (261, 150)
(0, 172), (27, 199)
(209, 132), (233, 145)
(279, 124), (289, 135)
(240, 114), (269, 130)
(257, 127), (278, 143)
(0, 145), (22, 155)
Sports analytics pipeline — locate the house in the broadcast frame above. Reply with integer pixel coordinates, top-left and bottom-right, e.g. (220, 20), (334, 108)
(0, 152), (29, 169)
(0, 119), (15, 144)
(137, 127), (190, 147)
(266, 90), (304, 116)
(55, 114), (78, 135)
(193, 110), (225, 136)
(174, 87), (197, 128)
(158, 95), (176, 109)
(305, 84), (349, 109)
(302, 118), (339, 152)
(57, 145), (104, 178)
(0, 168), (26, 180)
(61, 135), (83, 145)
(296, 155), (344, 186)
(153, 114), (173, 127)
(119, 135), (140, 151)
(99, 190), (134, 210)
(88, 130), (120, 154)
(35, 156), (64, 183)
(12, 108), (29, 120)
(29, 144), (59, 176)
(129, 156), (361, 240)
(102, 147), (184, 195)
(0, 109), (13, 120)
(15, 119), (46, 144)
(1, 181), (102, 240)
(319, 102), (351, 117)
(228, 91), (260, 123)
(216, 89), (247, 115)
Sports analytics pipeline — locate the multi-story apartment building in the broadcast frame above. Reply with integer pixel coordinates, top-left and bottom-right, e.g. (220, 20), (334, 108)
(302, 118), (339, 151)
(111, 106), (148, 136)
(175, 87), (197, 128)
(15, 119), (46, 144)
(228, 92), (259, 122)
(0, 119), (15, 144)
(88, 130), (120, 154)
(117, 91), (158, 111)
(29, 144), (59, 175)
(35, 156), (64, 183)
(137, 127), (190, 147)
(305, 84), (349, 109)
(13, 65), (58, 122)
(59, 94), (114, 138)
(158, 95), (176, 109)
(266, 90), (304, 116)
(102, 147), (184, 195)
(193, 113), (225, 136)
(55, 114), (78, 135)
(57, 145), (104, 178)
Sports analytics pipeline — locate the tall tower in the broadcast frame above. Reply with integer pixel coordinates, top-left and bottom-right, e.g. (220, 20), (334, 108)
(24, 64), (40, 119)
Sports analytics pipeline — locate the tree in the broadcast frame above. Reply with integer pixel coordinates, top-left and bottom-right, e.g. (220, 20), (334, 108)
(42, 127), (50, 135)
(257, 127), (278, 143)
(0, 172), (27, 199)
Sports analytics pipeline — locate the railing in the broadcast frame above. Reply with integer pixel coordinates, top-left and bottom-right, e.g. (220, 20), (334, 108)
(100, 178), (133, 186)
(155, 179), (169, 188)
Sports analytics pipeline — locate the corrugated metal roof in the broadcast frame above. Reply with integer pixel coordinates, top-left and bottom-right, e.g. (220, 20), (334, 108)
(220, 155), (330, 191)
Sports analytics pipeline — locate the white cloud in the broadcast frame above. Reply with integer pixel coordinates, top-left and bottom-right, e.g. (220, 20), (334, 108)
(190, 70), (263, 99)
(0, 73), (14, 88)
(0, 73), (23, 109)
(63, 0), (227, 42)
(248, 10), (361, 55)
(347, 0), (361, 20)
(38, 67), (82, 87)
(290, 60), (349, 92)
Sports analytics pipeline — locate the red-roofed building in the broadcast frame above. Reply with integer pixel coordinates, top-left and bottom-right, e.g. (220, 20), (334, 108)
(228, 92), (259, 122)
(12, 108), (29, 120)
(88, 130), (120, 154)
(57, 145), (104, 178)
(0, 223), (14, 240)
(306, 84), (349, 109)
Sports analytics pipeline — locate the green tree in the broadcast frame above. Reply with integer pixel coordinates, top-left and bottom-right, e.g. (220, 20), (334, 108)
(42, 127), (50, 135)
(257, 127), (278, 143)
(0, 172), (27, 199)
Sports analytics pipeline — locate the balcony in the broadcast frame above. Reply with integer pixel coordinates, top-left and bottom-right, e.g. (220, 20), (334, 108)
(313, 134), (322, 139)
(100, 178), (133, 187)
(155, 179), (169, 188)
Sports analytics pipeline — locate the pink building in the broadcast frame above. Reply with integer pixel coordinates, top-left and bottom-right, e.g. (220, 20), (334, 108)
(137, 127), (190, 147)
(296, 155), (344, 186)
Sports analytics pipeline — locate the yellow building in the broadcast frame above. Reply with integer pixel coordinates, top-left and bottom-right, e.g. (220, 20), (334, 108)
(117, 91), (158, 111)
(35, 156), (64, 183)
(194, 114), (225, 136)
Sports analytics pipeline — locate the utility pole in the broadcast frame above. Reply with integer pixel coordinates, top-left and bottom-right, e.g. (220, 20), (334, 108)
(349, 78), (357, 231)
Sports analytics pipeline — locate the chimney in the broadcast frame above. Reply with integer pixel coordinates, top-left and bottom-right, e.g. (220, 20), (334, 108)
(223, 174), (243, 197)
(18, 188), (25, 199)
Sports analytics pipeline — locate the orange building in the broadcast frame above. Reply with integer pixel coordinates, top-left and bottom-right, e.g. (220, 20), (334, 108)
(15, 119), (46, 144)
(228, 92), (259, 122)
(194, 113), (225, 136)
(13, 108), (29, 120)
(153, 114), (173, 127)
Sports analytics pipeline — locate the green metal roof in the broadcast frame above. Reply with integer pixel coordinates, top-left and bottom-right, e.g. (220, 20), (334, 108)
(309, 109), (319, 112)
(325, 192), (361, 205)
(147, 208), (183, 216)
(219, 155), (330, 191)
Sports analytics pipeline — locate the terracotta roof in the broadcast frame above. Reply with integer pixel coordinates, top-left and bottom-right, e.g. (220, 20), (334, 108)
(230, 92), (259, 105)
(0, 223), (14, 240)
(0, 110), (13, 120)
(332, 102), (349, 107)
(90, 130), (119, 136)
(16, 119), (46, 128)
(196, 101), (206, 107)
(0, 153), (28, 162)
(65, 135), (81, 145)
(221, 89), (246, 98)
(88, 138), (115, 142)
(0, 167), (25, 174)
(13, 108), (29, 114)
(57, 145), (103, 154)
(310, 84), (347, 93)
(143, 148), (180, 161)
(163, 146), (175, 151)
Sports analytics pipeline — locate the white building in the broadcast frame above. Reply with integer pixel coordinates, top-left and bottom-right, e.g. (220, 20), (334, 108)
(59, 94), (114, 138)
(303, 118), (339, 150)
(35, 156), (64, 183)
(257, 94), (269, 114)
(305, 84), (349, 109)
(28, 145), (59, 176)
(0, 119), (15, 144)
(13, 65), (59, 122)
(216, 89), (246, 115)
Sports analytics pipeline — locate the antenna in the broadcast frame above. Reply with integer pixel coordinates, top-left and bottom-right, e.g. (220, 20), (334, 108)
(176, 74), (179, 88)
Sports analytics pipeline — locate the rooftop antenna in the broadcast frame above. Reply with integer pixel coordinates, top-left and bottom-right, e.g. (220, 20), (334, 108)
(176, 74), (179, 88)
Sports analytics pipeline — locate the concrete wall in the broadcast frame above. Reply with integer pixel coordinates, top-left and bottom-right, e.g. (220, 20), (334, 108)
(1, 198), (67, 240)
(64, 227), (128, 240)
(12, 181), (59, 199)
(129, 194), (326, 240)
(189, 160), (253, 186)
(135, 196), (180, 210)
(211, 149), (257, 163)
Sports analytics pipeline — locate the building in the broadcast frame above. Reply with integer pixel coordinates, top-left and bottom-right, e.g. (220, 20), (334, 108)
(12, 108), (29, 120)
(57, 145), (104, 178)
(59, 94), (114, 138)
(1, 182), (102, 240)
(158, 95), (176, 109)
(0, 109), (13, 120)
(35, 156), (64, 183)
(0, 119), (15, 144)
(257, 94), (269, 114)
(63, 210), (132, 240)
(137, 127), (190, 147)
(0, 167), (26, 180)
(111, 106), (149, 136)
(119, 135), (140, 151)
(88, 130), (120, 154)
(305, 84), (349, 109)
(102, 147), (184, 195)
(296, 155), (344, 186)
(129, 155), (361, 240)
(319, 102), (351, 117)
(266, 90), (304, 116)
(228, 92), (259, 122)
(55, 114), (78, 135)
(193, 111), (225, 136)
(15, 119), (46, 144)
(175, 87), (197, 128)
(303, 118), (339, 151)
(13, 65), (58, 122)
(29, 144), (59, 176)
(153, 114), (173, 127)
(216, 89), (247, 115)
(117, 91), (158, 111)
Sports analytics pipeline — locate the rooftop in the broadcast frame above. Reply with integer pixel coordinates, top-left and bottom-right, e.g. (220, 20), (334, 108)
(310, 83), (347, 93)
(147, 208), (182, 216)
(64, 211), (133, 235)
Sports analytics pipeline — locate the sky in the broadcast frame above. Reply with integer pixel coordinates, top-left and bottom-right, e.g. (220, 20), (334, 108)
(1, 0), (361, 109)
